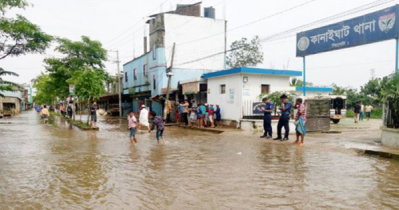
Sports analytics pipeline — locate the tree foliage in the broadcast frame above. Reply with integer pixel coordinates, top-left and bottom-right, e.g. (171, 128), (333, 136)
(0, 67), (21, 97)
(42, 36), (108, 100)
(290, 78), (314, 87)
(227, 36), (264, 68)
(381, 76), (399, 128)
(32, 73), (57, 104)
(0, 0), (28, 13)
(0, 15), (53, 60)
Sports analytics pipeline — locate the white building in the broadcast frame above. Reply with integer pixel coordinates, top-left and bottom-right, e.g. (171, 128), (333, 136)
(123, 2), (226, 115)
(203, 67), (303, 125)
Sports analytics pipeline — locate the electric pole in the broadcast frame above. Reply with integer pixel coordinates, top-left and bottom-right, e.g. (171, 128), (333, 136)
(111, 50), (122, 117)
(164, 43), (176, 120)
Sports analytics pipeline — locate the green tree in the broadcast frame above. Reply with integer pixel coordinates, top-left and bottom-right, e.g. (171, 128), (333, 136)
(0, 0), (28, 13)
(33, 73), (57, 105)
(44, 36), (107, 99)
(290, 78), (314, 87)
(0, 15), (53, 60)
(259, 91), (296, 115)
(227, 36), (264, 68)
(0, 67), (22, 97)
(67, 68), (106, 124)
(360, 78), (382, 103)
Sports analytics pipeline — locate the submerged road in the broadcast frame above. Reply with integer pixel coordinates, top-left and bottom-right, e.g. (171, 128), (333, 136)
(0, 111), (398, 209)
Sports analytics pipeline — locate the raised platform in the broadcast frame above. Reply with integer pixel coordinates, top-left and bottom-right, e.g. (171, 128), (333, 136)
(381, 126), (399, 148)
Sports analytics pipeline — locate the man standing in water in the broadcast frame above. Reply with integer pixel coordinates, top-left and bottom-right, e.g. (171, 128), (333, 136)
(90, 102), (98, 128)
(274, 94), (292, 141)
(128, 111), (137, 144)
(40, 105), (50, 124)
(260, 97), (274, 139)
(139, 105), (150, 132)
(182, 100), (189, 126)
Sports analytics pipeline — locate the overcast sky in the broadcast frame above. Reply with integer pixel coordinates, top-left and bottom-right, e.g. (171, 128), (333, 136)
(2, 0), (398, 90)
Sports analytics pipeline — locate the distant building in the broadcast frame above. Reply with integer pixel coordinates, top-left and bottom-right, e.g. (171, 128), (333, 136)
(123, 2), (226, 115)
(0, 89), (23, 116)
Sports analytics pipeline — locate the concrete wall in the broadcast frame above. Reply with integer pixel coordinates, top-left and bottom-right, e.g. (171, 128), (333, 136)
(164, 14), (225, 71)
(207, 74), (292, 123)
(207, 74), (242, 122)
(241, 74), (291, 101)
(0, 97), (21, 114)
(381, 127), (399, 147)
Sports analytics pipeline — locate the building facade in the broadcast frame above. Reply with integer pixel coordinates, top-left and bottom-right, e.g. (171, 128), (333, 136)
(203, 67), (303, 124)
(123, 2), (226, 115)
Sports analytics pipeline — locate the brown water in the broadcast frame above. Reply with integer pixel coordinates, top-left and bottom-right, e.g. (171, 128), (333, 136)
(0, 111), (398, 210)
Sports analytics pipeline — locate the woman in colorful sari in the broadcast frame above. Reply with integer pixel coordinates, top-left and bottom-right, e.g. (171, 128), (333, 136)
(294, 98), (307, 146)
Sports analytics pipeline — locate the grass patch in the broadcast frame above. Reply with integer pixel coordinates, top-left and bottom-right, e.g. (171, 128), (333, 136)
(346, 108), (382, 119)
(50, 111), (95, 130)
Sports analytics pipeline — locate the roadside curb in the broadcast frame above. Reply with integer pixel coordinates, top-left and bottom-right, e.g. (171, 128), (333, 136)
(177, 125), (224, 134)
(356, 149), (399, 160)
(51, 112), (99, 131)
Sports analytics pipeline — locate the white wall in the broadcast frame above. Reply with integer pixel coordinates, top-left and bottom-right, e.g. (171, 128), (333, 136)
(242, 74), (291, 101)
(207, 74), (242, 122)
(207, 74), (292, 122)
(164, 14), (225, 71)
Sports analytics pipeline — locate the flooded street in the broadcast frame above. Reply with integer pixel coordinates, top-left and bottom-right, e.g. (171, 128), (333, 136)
(1, 111), (399, 210)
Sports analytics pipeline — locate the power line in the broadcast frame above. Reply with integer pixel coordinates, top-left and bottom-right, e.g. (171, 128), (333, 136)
(175, 0), (395, 66)
(175, 0), (319, 48)
(105, 0), (171, 47)
(106, 0), (190, 50)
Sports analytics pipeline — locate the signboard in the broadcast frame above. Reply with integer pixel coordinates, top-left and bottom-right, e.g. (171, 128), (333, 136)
(253, 102), (264, 114)
(182, 82), (199, 94)
(69, 85), (75, 96)
(297, 5), (399, 57)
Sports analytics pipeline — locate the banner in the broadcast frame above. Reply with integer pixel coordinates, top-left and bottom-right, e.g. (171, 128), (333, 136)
(297, 5), (399, 57)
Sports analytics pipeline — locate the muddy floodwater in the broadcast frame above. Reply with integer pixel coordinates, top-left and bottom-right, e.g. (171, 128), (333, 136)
(1, 111), (398, 210)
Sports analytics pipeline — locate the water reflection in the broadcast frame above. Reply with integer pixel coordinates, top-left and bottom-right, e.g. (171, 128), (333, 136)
(0, 111), (398, 209)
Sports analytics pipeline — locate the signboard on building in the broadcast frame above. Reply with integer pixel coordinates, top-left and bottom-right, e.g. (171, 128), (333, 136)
(182, 82), (199, 94)
(297, 5), (399, 57)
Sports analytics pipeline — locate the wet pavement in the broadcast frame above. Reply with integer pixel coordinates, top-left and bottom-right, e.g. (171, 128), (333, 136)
(0, 111), (399, 210)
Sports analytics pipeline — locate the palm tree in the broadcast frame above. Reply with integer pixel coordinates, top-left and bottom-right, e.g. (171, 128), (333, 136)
(0, 67), (21, 97)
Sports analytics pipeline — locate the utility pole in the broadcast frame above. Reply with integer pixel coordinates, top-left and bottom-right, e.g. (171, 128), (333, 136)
(164, 43), (176, 120)
(111, 50), (122, 117)
(224, 0), (227, 69)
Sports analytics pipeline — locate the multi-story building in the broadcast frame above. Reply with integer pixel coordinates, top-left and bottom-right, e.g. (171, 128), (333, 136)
(123, 2), (226, 115)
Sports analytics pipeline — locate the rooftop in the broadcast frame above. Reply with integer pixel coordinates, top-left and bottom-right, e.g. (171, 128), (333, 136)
(202, 67), (302, 79)
(295, 86), (333, 92)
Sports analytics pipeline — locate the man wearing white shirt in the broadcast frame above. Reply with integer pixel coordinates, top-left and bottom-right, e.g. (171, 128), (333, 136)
(139, 105), (150, 132)
(365, 104), (373, 121)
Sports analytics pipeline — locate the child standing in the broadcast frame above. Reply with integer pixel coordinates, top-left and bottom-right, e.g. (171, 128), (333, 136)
(149, 111), (165, 144)
(127, 111), (137, 144)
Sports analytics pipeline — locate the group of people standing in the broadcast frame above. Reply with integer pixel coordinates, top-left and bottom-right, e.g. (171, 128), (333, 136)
(176, 100), (222, 128)
(260, 94), (307, 146)
(353, 101), (373, 123)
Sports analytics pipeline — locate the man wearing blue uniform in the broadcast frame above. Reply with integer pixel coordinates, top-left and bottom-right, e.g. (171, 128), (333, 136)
(274, 94), (292, 141)
(260, 97), (274, 139)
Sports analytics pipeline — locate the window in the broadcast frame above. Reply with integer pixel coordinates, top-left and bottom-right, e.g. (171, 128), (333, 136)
(152, 44), (156, 60)
(125, 72), (128, 82)
(261, 84), (270, 94)
(153, 75), (156, 90)
(220, 84), (226, 94)
(143, 64), (148, 77)
(133, 68), (137, 80)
